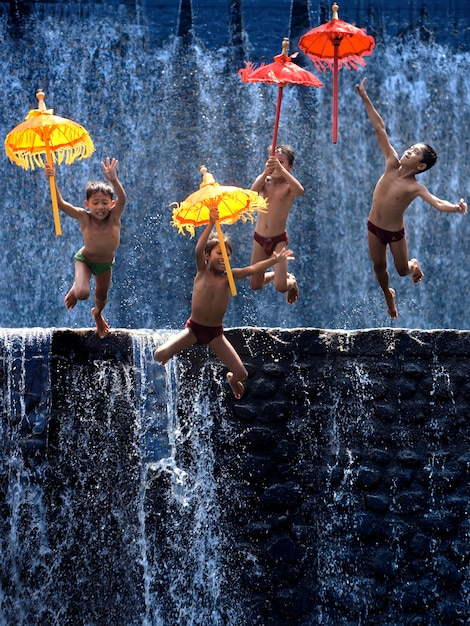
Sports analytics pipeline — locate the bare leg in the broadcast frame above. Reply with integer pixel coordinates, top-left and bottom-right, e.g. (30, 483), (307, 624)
(92, 271), (112, 339)
(368, 231), (398, 318)
(210, 335), (247, 399)
(154, 328), (196, 364)
(65, 261), (92, 310)
(390, 239), (424, 285)
(250, 240), (270, 291)
(271, 249), (299, 304)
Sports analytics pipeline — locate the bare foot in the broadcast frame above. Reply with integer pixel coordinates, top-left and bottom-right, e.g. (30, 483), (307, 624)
(226, 372), (245, 399)
(409, 258), (424, 284)
(384, 288), (398, 318)
(91, 307), (110, 339)
(286, 274), (299, 304)
(154, 348), (168, 365)
(64, 288), (78, 310)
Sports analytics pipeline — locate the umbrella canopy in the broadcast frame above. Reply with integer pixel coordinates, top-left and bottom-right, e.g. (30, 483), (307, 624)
(239, 38), (323, 153)
(171, 165), (267, 296)
(299, 2), (375, 143)
(4, 89), (95, 235)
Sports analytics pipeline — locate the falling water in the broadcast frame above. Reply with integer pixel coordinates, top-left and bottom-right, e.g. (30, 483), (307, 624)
(0, 1), (468, 330)
(0, 329), (52, 626)
(0, 327), (243, 624)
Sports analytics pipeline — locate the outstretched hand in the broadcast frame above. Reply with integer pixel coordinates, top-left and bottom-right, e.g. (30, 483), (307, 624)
(272, 247), (295, 263)
(101, 157), (119, 182)
(355, 76), (367, 95)
(456, 198), (467, 215)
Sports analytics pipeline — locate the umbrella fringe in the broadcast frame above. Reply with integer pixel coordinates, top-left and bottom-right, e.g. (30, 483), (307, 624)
(307, 54), (368, 72)
(6, 140), (95, 171)
(170, 199), (267, 238)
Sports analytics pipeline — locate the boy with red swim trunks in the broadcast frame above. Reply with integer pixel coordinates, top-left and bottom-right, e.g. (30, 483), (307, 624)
(250, 144), (304, 304)
(154, 207), (294, 399)
(356, 78), (467, 318)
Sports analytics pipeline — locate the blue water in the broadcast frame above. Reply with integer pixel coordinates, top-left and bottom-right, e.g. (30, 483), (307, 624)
(0, 0), (469, 332)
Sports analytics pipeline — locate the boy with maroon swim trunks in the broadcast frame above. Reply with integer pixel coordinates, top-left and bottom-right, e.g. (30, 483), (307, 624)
(356, 78), (467, 319)
(250, 144), (304, 304)
(154, 207), (294, 399)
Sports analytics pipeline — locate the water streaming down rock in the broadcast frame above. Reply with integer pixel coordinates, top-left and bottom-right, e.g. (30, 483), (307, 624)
(0, 0), (468, 331)
(0, 1), (470, 624)
(1, 327), (470, 623)
(0, 327), (243, 624)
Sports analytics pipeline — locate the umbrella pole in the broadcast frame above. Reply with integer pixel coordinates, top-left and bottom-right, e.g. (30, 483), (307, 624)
(215, 220), (237, 297)
(45, 145), (62, 236)
(271, 86), (284, 155)
(332, 43), (339, 144)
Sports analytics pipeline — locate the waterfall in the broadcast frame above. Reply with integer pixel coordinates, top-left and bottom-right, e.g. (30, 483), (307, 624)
(1, 324), (469, 624)
(136, 332), (241, 625)
(0, 328), (241, 624)
(0, 0), (468, 331)
(0, 329), (52, 625)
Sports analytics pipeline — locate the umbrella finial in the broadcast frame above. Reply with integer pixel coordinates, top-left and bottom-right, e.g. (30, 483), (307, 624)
(332, 2), (339, 19)
(282, 37), (289, 57)
(199, 165), (216, 188)
(36, 89), (47, 112)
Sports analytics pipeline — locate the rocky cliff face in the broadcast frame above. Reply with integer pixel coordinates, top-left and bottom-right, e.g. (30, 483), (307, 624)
(1, 328), (468, 624)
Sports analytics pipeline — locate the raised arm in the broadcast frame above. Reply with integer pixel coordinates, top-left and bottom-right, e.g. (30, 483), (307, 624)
(101, 157), (126, 217)
(273, 158), (304, 196)
(44, 163), (86, 220)
(251, 158), (275, 193)
(195, 207), (218, 271)
(356, 77), (398, 162)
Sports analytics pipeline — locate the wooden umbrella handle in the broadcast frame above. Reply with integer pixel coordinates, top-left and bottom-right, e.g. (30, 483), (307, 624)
(215, 220), (237, 297)
(45, 145), (62, 236)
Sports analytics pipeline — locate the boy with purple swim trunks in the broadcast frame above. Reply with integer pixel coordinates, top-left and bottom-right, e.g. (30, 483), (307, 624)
(250, 144), (304, 304)
(154, 207), (294, 399)
(356, 78), (467, 318)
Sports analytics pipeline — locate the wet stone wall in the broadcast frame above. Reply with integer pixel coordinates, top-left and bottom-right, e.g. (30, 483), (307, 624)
(174, 327), (470, 625)
(1, 328), (469, 625)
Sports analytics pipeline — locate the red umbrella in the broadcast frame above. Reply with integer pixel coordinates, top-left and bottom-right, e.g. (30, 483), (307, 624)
(239, 38), (323, 154)
(298, 2), (375, 143)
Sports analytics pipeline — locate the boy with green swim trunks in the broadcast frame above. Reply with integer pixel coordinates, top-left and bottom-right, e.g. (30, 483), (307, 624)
(356, 77), (467, 318)
(44, 158), (126, 338)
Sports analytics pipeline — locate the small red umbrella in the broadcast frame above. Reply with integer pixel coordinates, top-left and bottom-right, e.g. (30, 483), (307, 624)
(239, 37), (323, 154)
(298, 2), (375, 143)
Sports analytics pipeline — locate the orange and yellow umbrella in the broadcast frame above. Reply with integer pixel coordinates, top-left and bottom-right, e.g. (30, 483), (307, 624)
(4, 89), (95, 235)
(171, 165), (267, 297)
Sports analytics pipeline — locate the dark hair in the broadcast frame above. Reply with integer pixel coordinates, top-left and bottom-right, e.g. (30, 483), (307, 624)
(205, 232), (232, 256)
(420, 144), (438, 172)
(85, 180), (114, 200)
(270, 144), (296, 166)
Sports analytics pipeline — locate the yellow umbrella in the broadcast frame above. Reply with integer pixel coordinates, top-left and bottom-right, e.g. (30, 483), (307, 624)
(4, 89), (95, 235)
(171, 165), (267, 296)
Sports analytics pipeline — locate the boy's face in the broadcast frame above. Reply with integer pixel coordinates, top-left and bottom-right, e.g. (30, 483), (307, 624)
(85, 191), (115, 219)
(206, 243), (231, 273)
(400, 144), (427, 171)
